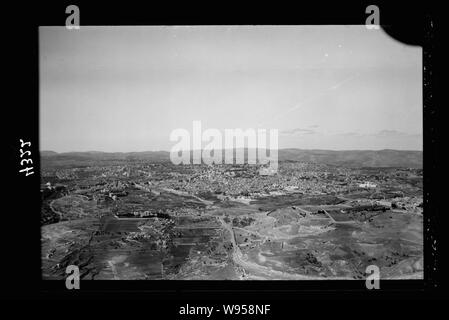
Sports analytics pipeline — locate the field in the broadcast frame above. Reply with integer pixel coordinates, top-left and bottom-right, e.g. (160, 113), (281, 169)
(41, 151), (423, 280)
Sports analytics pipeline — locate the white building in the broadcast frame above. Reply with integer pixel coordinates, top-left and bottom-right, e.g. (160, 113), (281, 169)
(359, 182), (377, 189)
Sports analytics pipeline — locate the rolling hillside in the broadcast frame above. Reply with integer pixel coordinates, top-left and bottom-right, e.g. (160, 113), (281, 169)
(41, 149), (422, 168)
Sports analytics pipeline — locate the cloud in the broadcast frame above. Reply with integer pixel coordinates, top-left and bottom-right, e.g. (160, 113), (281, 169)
(334, 130), (421, 138)
(372, 130), (422, 138)
(280, 128), (422, 145)
(374, 130), (408, 137)
(281, 128), (317, 136)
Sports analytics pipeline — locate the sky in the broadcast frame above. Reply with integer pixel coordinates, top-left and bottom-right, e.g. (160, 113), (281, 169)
(40, 26), (422, 152)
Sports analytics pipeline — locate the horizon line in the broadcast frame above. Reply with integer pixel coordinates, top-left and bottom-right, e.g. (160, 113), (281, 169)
(40, 147), (424, 154)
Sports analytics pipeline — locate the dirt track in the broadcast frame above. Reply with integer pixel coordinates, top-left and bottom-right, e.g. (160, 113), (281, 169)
(216, 216), (351, 280)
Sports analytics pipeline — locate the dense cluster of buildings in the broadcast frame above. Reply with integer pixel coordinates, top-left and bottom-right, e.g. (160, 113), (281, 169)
(41, 160), (423, 220)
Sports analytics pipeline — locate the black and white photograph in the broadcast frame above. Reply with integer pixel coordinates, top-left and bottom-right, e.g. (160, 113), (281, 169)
(3, 2), (444, 304)
(39, 25), (423, 281)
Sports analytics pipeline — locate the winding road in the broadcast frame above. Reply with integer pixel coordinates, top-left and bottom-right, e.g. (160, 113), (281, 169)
(216, 216), (350, 280)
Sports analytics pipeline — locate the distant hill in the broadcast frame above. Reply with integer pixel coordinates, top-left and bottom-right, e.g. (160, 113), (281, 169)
(40, 150), (169, 161)
(40, 150), (58, 157)
(278, 149), (422, 168)
(40, 149), (422, 168)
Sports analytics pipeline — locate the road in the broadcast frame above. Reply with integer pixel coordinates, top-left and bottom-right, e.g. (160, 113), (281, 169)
(216, 216), (349, 280)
